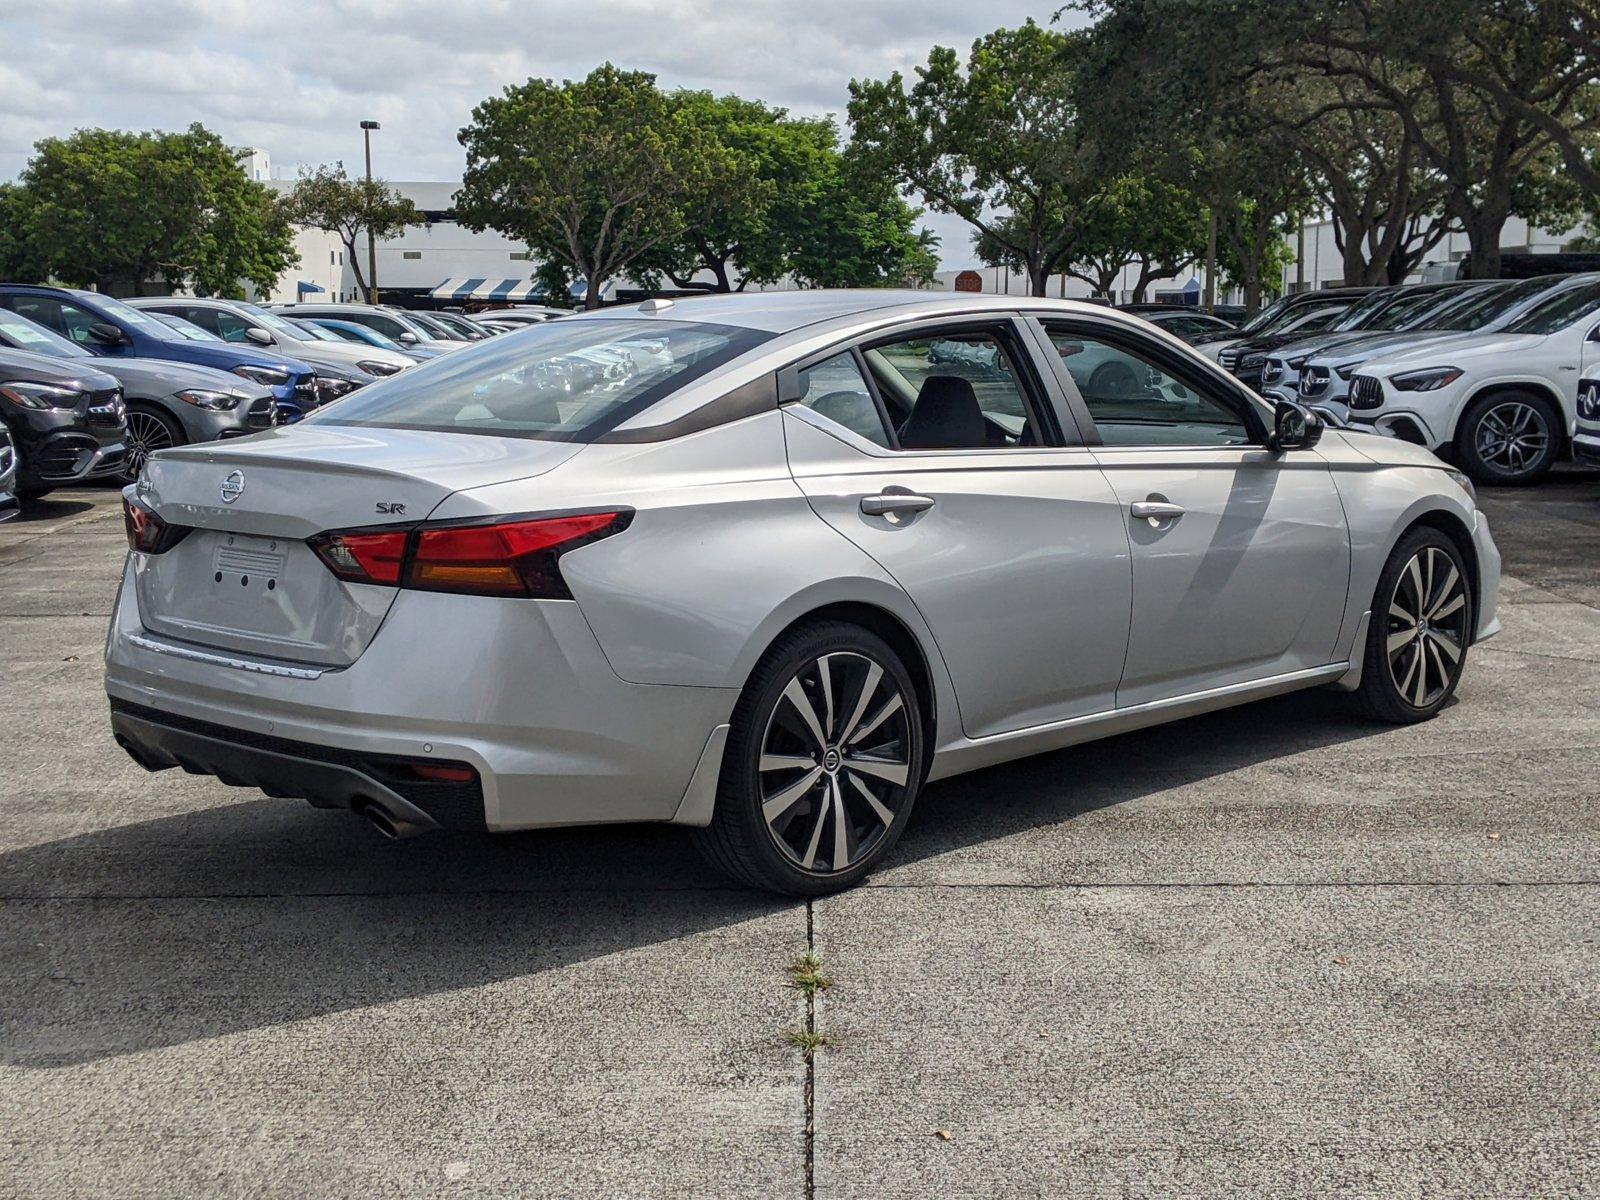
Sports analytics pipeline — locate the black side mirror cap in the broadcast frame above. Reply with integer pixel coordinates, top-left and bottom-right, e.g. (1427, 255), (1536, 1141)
(87, 322), (127, 346)
(1270, 399), (1324, 452)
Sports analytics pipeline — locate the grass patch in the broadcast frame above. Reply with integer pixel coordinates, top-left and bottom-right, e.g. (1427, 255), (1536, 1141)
(786, 1028), (830, 1053)
(788, 950), (833, 995)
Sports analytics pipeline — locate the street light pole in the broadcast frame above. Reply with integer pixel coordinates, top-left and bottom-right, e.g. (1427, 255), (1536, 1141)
(360, 120), (381, 304)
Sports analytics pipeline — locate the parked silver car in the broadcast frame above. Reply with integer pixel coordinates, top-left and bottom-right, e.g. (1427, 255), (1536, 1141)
(106, 291), (1500, 894)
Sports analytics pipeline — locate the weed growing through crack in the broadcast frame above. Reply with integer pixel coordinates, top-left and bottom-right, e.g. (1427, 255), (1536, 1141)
(787, 1028), (830, 1053)
(788, 950), (832, 996)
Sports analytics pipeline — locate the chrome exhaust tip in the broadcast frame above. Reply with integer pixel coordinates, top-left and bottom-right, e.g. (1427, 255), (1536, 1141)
(357, 799), (429, 840)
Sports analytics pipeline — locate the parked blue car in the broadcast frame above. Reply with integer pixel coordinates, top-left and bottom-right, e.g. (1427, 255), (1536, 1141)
(0, 285), (319, 421)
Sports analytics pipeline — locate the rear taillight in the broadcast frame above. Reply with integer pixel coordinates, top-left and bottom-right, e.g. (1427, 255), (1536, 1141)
(407, 512), (627, 598)
(123, 496), (189, 554)
(307, 529), (408, 585)
(307, 510), (630, 599)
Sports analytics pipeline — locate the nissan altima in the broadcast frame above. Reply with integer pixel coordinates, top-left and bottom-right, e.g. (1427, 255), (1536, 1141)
(106, 291), (1501, 895)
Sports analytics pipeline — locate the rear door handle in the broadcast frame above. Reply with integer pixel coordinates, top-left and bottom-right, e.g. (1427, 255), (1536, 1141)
(1130, 500), (1185, 523)
(861, 491), (936, 516)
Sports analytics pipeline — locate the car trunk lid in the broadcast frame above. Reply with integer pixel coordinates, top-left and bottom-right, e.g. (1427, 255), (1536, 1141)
(131, 425), (583, 666)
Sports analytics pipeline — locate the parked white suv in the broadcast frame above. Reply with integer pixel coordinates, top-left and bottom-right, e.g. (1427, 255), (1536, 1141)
(1347, 276), (1600, 484)
(1576, 375), (1600, 466)
(1282, 276), (1580, 426)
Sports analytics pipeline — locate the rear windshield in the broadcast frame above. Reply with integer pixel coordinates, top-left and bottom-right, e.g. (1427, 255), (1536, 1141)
(307, 318), (771, 441)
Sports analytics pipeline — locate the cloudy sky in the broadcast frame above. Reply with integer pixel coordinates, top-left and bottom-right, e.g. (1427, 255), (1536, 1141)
(0, 0), (1086, 268)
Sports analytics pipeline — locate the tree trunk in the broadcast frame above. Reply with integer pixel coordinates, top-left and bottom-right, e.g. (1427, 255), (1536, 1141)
(1204, 208), (1218, 313)
(710, 259), (733, 293)
(585, 271), (605, 310)
(1027, 260), (1051, 298)
(1462, 213), (1508, 280)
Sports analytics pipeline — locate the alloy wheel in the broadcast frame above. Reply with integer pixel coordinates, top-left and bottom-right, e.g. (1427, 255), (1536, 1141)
(1473, 400), (1550, 476)
(758, 650), (913, 874)
(123, 411), (174, 479)
(1385, 545), (1469, 708)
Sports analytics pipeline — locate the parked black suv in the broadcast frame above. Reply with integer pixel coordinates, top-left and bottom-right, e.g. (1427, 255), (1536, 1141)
(1212, 287), (1376, 387)
(0, 347), (128, 500)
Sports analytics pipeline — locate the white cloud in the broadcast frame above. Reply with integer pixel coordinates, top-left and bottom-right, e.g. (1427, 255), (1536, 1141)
(0, 0), (1082, 266)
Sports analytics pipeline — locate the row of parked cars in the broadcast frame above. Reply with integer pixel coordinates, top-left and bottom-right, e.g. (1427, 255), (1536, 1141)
(0, 286), (563, 516)
(1159, 274), (1600, 485)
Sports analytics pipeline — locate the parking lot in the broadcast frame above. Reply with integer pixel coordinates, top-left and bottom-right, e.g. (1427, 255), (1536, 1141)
(1, 473), (1596, 1197)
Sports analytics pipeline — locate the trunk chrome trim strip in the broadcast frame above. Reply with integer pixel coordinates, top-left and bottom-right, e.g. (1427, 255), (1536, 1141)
(126, 631), (329, 680)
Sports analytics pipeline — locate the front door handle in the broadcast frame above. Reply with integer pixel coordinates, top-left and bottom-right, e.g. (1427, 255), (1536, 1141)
(861, 491), (936, 517)
(1130, 500), (1185, 524)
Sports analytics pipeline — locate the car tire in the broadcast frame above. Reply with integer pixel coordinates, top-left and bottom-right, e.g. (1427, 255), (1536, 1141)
(1454, 390), (1560, 486)
(692, 620), (926, 896)
(1353, 526), (1473, 724)
(121, 404), (186, 483)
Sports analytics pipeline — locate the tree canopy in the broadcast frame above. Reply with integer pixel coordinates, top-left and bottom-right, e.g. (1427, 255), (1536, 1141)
(4, 124), (297, 296)
(849, 20), (1103, 297)
(456, 65), (764, 309)
(282, 163), (422, 301)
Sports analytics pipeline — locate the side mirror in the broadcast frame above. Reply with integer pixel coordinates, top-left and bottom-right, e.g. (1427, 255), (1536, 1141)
(244, 327), (275, 347)
(397, 331), (419, 345)
(1270, 399), (1324, 452)
(87, 322), (127, 347)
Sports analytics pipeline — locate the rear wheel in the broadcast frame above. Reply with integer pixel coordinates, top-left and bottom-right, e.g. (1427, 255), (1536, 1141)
(1353, 527), (1473, 723)
(1455, 391), (1559, 486)
(121, 405), (185, 482)
(693, 621), (925, 896)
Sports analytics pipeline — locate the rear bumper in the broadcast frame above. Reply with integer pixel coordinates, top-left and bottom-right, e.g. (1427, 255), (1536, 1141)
(110, 697), (485, 831)
(103, 560), (736, 830)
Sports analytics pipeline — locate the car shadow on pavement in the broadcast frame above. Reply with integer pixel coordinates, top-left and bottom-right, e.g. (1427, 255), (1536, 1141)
(1, 687), (1388, 1069)
(10, 497), (96, 522)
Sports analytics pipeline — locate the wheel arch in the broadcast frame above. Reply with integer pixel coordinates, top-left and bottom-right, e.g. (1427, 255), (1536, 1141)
(1456, 380), (1569, 454)
(124, 395), (192, 440)
(1398, 507), (1480, 618)
(743, 598), (946, 776)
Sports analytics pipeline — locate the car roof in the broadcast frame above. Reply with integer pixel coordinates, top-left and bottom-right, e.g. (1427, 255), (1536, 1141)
(567, 290), (1160, 335)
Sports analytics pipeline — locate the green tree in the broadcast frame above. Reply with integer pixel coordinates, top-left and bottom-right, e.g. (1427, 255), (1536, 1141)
(282, 163), (421, 301)
(1066, 174), (1207, 300)
(456, 64), (761, 309)
(637, 95), (937, 291)
(0, 184), (45, 282)
(15, 124), (296, 295)
(849, 21), (1104, 297)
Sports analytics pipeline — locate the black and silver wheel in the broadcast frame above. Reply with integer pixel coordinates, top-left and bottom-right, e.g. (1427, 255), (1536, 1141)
(1455, 391), (1558, 486)
(694, 620), (924, 895)
(120, 406), (185, 482)
(1354, 527), (1472, 723)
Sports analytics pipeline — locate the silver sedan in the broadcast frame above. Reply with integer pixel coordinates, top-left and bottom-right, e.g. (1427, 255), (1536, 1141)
(106, 291), (1501, 895)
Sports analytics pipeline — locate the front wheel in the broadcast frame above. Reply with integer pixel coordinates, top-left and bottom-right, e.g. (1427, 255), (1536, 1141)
(1454, 391), (1559, 486)
(1353, 527), (1473, 723)
(120, 405), (186, 483)
(692, 621), (925, 896)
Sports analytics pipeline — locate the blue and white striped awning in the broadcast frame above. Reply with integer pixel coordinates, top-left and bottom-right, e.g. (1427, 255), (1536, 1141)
(429, 277), (540, 302)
